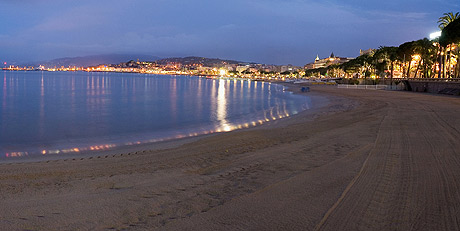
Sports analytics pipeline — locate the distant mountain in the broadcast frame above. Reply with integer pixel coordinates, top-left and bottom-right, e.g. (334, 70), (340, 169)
(155, 56), (254, 67)
(34, 54), (161, 68)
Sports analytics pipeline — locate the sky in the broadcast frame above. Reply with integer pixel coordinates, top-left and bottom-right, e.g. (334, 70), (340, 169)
(0, 0), (458, 66)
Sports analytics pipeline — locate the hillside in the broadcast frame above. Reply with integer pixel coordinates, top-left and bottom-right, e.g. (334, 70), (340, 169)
(155, 56), (253, 67)
(35, 54), (161, 68)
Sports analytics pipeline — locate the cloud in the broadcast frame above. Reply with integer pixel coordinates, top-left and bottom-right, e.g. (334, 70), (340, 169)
(0, 0), (455, 65)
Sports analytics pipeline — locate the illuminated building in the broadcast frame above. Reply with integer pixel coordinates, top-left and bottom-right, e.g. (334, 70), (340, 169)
(304, 52), (353, 70)
(360, 48), (375, 56)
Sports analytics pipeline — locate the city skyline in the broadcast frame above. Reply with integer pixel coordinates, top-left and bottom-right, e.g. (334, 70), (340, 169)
(0, 0), (458, 66)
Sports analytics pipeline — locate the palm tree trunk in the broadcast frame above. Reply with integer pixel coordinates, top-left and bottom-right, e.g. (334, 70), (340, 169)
(415, 60), (421, 78)
(455, 47), (460, 78)
(422, 60), (428, 78)
(406, 60), (412, 78)
(426, 61), (430, 78)
(448, 48), (452, 78)
(390, 61), (394, 85)
(443, 46), (448, 78)
(436, 47), (441, 78)
(423, 56), (428, 78)
(454, 47), (460, 78)
(439, 47), (443, 78)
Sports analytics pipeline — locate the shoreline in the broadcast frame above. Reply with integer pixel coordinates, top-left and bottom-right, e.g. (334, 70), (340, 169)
(1, 86), (459, 230)
(0, 81), (323, 164)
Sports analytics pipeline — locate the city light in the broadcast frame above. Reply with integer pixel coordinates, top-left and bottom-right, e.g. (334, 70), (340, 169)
(429, 31), (441, 40)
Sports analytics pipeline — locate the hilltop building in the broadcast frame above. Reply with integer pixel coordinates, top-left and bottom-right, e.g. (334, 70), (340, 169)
(360, 48), (376, 56)
(304, 52), (353, 70)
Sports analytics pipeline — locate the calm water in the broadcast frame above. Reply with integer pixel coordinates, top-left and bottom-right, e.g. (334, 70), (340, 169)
(0, 71), (310, 159)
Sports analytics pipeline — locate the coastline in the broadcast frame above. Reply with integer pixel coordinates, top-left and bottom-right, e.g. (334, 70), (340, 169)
(1, 85), (460, 230)
(0, 80), (319, 164)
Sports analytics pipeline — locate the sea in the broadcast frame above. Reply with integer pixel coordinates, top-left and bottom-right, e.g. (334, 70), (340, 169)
(0, 71), (310, 159)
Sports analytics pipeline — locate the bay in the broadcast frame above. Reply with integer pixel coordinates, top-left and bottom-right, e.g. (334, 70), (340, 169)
(0, 71), (310, 159)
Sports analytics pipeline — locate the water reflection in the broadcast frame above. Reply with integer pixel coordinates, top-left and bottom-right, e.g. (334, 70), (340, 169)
(2, 72), (6, 110)
(0, 72), (310, 159)
(217, 79), (231, 132)
(170, 77), (177, 120)
(39, 72), (45, 138)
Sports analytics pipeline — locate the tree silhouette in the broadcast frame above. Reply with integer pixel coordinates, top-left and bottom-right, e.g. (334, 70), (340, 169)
(438, 12), (460, 30)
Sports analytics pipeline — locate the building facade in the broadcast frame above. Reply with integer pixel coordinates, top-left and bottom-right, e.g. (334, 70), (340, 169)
(304, 53), (352, 70)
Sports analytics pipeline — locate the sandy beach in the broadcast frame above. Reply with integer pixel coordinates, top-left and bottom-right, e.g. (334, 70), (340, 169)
(1, 84), (460, 230)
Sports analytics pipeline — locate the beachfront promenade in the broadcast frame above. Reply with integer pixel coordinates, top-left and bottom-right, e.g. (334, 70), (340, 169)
(1, 85), (459, 230)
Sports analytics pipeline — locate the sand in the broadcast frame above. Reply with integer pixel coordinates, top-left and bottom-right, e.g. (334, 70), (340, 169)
(1, 85), (460, 230)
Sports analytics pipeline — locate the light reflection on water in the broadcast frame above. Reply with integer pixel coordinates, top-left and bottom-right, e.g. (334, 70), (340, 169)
(0, 71), (310, 159)
(217, 79), (230, 132)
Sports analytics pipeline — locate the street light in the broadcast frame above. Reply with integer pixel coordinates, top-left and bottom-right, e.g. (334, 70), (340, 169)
(430, 31), (441, 40)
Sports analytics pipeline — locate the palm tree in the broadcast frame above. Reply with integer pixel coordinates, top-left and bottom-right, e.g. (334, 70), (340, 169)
(439, 18), (460, 78)
(374, 46), (399, 83)
(414, 38), (438, 78)
(339, 54), (374, 79)
(438, 13), (460, 78)
(398, 41), (416, 78)
(438, 12), (460, 30)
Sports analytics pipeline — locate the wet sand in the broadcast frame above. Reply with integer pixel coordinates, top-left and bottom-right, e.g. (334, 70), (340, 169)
(1, 85), (460, 230)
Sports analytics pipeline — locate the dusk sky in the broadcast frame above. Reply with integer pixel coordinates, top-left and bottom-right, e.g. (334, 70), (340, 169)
(0, 0), (458, 66)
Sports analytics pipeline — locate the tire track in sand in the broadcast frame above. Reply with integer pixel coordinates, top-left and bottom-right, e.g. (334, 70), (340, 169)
(315, 92), (460, 231)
